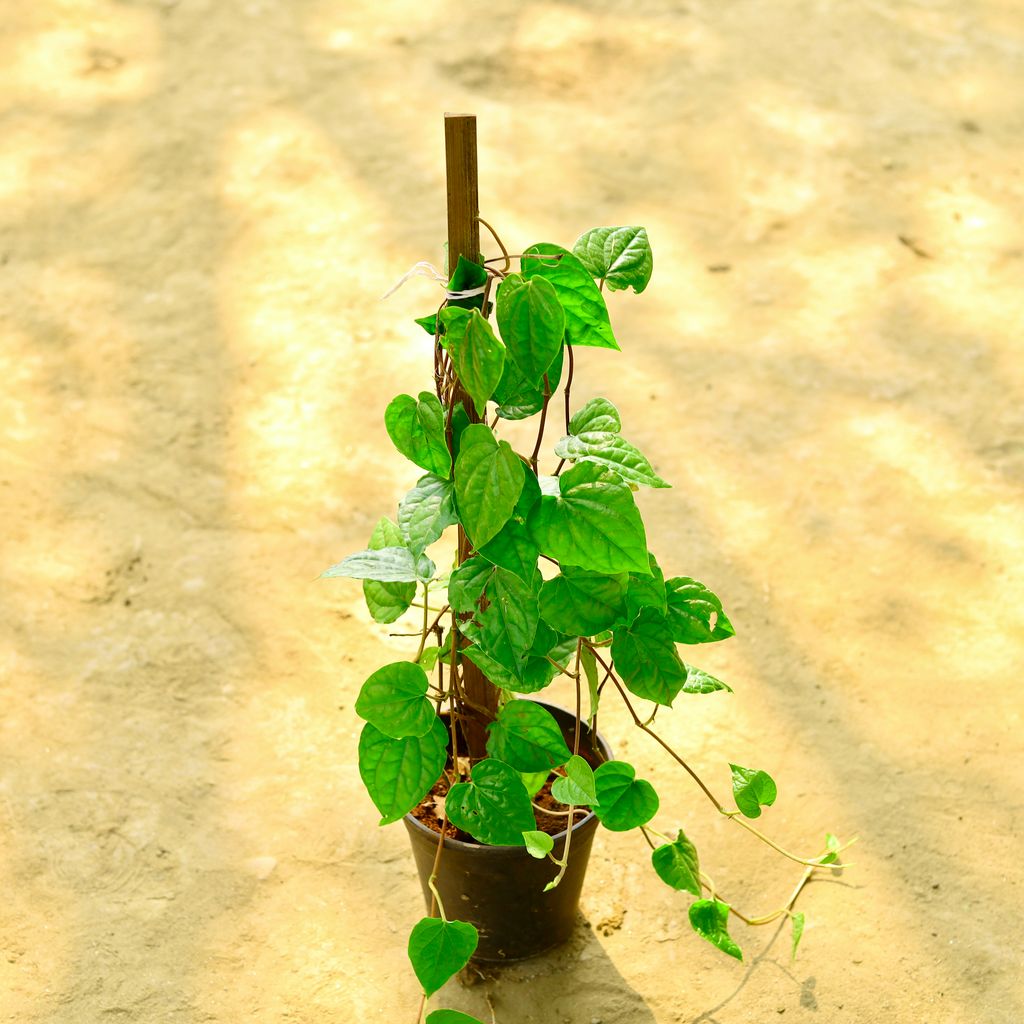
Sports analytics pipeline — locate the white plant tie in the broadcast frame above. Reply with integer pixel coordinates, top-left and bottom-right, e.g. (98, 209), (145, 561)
(380, 260), (488, 302)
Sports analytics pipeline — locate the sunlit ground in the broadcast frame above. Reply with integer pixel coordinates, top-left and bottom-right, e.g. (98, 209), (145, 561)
(1, 1), (1022, 1022)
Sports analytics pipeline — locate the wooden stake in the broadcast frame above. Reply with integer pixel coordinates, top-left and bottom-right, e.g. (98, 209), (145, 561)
(443, 112), (498, 761)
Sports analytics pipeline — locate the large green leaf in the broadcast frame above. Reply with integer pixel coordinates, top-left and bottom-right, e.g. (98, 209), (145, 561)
(426, 1012), (486, 1024)
(323, 547), (434, 583)
(625, 553), (667, 620)
(652, 828), (701, 897)
(611, 608), (688, 706)
(554, 432), (669, 489)
(408, 917), (478, 997)
(569, 397), (621, 435)
(486, 700), (571, 773)
(551, 754), (598, 806)
(730, 764), (778, 819)
(528, 462), (649, 575)
(447, 554), (495, 614)
(445, 758), (536, 846)
(358, 717), (447, 825)
(354, 661), (435, 739)
(425, 1007), (485, 1024)
(463, 627), (573, 695)
(593, 760), (659, 831)
(399, 474), (458, 556)
(454, 424), (525, 548)
(478, 517), (539, 584)
(665, 577), (735, 644)
(495, 273), (565, 386)
(689, 899), (743, 960)
(539, 566), (629, 636)
(362, 517), (415, 624)
(572, 226), (653, 294)
(440, 307), (505, 417)
(384, 392), (451, 478)
(681, 663), (733, 695)
(475, 568), (541, 670)
(522, 244), (619, 350)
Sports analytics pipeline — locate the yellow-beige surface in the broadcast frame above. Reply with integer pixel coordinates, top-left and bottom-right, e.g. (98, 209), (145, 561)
(1, 1), (1022, 1021)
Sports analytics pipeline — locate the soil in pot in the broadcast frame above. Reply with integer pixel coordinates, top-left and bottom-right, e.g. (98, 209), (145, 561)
(403, 703), (610, 963)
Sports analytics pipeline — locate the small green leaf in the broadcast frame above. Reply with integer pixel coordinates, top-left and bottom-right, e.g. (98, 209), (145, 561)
(580, 643), (600, 728)
(522, 830), (554, 859)
(791, 912), (806, 961)
(539, 566), (629, 637)
(522, 244), (619, 349)
(529, 462), (649, 575)
(494, 346), (564, 421)
(652, 829), (701, 897)
(426, 1012), (486, 1024)
(486, 700), (571, 773)
(362, 517), (416, 623)
(355, 661), (436, 739)
(680, 663), (733, 695)
(819, 832), (842, 865)
(625, 553), (667, 619)
(418, 646), (441, 672)
(569, 397), (621, 435)
(551, 754), (598, 806)
(478, 517), (539, 584)
(440, 307), (505, 417)
(408, 917), (478, 997)
(730, 764), (778, 819)
(454, 423), (525, 548)
(447, 554), (495, 614)
(665, 577), (735, 644)
(689, 899), (743, 961)
(358, 717), (447, 825)
(554, 432), (670, 489)
(519, 770), (550, 798)
(399, 474), (458, 556)
(446, 758), (536, 846)
(611, 608), (688, 706)
(593, 760), (659, 831)
(323, 547), (434, 583)
(384, 392), (452, 478)
(414, 312), (437, 336)
(572, 226), (653, 294)
(496, 273), (565, 386)
(445, 254), (488, 311)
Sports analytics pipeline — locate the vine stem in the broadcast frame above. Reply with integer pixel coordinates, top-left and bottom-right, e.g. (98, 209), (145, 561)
(590, 646), (832, 868)
(530, 373), (552, 472)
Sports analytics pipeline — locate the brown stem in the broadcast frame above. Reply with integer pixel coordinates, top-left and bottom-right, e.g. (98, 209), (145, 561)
(563, 342), (575, 433)
(530, 374), (552, 472)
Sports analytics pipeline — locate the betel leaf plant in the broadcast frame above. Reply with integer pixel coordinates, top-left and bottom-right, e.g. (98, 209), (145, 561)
(326, 213), (852, 1020)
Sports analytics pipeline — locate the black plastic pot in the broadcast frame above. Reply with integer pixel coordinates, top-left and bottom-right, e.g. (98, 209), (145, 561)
(403, 702), (611, 962)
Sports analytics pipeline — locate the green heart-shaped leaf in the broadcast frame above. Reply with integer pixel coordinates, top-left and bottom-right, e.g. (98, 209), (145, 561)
(554, 431), (669, 489)
(689, 899), (743, 960)
(486, 700), (571, 773)
(495, 273), (565, 386)
(358, 717), (447, 825)
(652, 828), (701, 896)
(611, 608), (688, 706)
(572, 225), (653, 294)
(399, 473), (458, 556)
(568, 397), (621, 435)
(384, 391), (452, 477)
(730, 764), (777, 819)
(454, 424), (525, 548)
(362, 517), (416, 624)
(445, 758), (536, 846)
(440, 307), (505, 417)
(323, 547), (434, 583)
(551, 754), (598, 806)
(665, 577), (735, 644)
(593, 760), (659, 831)
(354, 661), (435, 739)
(529, 462), (649, 575)
(539, 566), (629, 636)
(522, 830), (554, 859)
(408, 916), (479, 996)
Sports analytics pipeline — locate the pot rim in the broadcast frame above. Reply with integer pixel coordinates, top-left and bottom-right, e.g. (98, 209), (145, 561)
(403, 698), (611, 854)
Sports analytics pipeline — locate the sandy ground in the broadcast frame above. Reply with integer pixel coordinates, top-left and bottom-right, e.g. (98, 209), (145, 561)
(2, 1), (1023, 1021)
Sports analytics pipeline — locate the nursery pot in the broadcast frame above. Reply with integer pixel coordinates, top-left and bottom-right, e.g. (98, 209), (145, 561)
(403, 702), (612, 962)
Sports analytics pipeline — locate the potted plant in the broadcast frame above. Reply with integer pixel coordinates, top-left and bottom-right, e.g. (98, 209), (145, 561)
(324, 115), (849, 1024)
